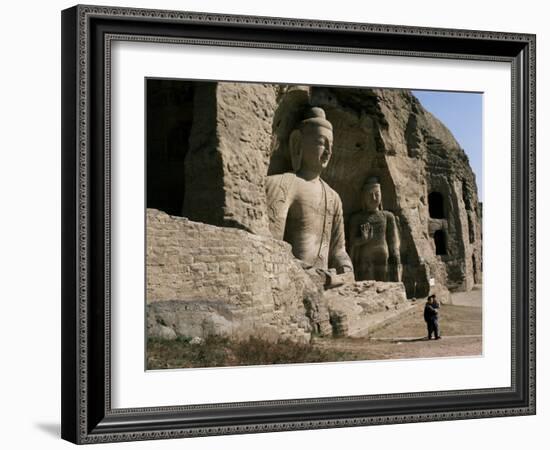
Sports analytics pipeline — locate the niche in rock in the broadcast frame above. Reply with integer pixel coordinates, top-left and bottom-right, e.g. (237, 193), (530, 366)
(428, 191), (445, 219)
(434, 229), (447, 255)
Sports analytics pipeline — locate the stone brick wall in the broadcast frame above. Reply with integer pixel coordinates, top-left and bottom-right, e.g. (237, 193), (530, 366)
(147, 209), (409, 343)
(147, 209), (321, 343)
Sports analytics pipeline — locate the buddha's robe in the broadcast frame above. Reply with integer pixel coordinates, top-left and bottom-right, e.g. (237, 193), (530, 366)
(266, 173), (352, 273)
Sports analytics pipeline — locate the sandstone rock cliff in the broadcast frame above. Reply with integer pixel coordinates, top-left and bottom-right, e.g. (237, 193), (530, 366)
(266, 85), (482, 298)
(146, 80), (482, 342)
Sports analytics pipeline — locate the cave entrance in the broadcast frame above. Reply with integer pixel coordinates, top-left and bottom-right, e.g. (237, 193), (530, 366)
(434, 230), (447, 255)
(146, 79), (194, 216)
(428, 191), (445, 219)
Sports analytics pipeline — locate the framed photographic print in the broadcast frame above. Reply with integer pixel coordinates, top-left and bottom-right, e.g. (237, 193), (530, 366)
(61, 4), (536, 444)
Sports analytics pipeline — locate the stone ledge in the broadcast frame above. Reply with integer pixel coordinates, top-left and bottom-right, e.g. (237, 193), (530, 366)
(326, 281), (409, 337)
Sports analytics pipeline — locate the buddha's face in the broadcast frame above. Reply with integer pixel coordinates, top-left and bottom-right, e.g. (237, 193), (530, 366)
(363, 184), (382, 211)
(299, 125), (333, 174)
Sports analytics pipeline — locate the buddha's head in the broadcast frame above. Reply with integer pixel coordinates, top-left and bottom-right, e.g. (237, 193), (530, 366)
(289, 107), (333, 175)
(362, 176), (383, 211)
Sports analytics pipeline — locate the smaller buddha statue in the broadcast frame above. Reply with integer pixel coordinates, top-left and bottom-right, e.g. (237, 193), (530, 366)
(349, 177), (402, 282)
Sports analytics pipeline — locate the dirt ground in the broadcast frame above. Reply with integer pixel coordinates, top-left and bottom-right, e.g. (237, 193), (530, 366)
(448, 284), (482, 307)
(313, 290), (482, 361)
(148, 289), (483, 369)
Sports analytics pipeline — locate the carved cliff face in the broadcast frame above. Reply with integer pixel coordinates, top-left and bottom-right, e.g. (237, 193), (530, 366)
(147, 79), (482, 298)
(292, 125), (333, 175)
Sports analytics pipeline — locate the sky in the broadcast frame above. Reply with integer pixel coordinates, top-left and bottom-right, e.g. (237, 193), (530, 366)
(411, 90), (483, 201)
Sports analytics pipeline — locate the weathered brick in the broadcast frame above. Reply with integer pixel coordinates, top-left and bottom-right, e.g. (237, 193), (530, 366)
(146, 209), (331, 343)
(190, 262), (208, 272)
(193, 254), (217, 264)
(219, 262), (236, 274)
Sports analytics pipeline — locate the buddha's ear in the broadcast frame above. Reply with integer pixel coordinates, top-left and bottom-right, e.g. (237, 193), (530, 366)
(289, 129), (302, 173)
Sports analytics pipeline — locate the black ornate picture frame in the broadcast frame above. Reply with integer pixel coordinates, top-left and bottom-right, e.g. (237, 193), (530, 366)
(61, 4), (536, 444)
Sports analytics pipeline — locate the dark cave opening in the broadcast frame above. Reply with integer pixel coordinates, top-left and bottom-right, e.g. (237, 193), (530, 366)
(146, 79), (194, 216)
(428, 191), (445, 219)
(434, 229), (447, 255)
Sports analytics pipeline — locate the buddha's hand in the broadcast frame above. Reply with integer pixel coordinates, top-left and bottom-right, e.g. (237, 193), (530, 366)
(360, 223), (372, 241)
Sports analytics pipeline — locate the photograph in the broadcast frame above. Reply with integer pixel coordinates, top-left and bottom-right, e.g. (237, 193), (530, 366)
(145, 80), (484, 369)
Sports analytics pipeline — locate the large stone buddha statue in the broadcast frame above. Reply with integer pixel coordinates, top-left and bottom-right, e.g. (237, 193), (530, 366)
(266, 107), (353, 279)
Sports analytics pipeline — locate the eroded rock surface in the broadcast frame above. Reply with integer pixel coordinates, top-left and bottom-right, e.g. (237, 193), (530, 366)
(309, 87), (482, 296)
(181, 83), (278, 236)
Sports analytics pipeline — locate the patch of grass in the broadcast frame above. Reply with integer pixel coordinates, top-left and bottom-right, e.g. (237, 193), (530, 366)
(147, 335), (352, 369)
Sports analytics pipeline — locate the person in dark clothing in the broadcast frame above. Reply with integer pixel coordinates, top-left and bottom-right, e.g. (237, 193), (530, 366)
(424, 295), (441, 340)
